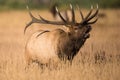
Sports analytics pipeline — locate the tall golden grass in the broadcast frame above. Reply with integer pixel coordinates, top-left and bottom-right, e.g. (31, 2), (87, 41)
(0, 9), (120, 80)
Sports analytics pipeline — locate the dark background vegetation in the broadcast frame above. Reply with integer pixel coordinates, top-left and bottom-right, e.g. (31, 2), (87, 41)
(0, 0), (120, 10)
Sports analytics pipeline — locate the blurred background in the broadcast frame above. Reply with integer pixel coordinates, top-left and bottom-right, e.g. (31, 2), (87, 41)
(0, 0), (120, 10)
(0, 0), (120, 80)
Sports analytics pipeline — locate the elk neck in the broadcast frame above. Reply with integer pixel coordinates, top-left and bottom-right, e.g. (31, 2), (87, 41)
(57, 29), (81, 61)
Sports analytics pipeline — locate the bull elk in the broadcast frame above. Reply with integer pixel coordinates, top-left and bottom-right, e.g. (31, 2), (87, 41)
(24, 4), (99, 67)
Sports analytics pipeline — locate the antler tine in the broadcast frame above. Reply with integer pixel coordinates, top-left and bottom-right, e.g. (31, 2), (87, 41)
(77, 5), (84, 20)
(24, 6), (40, 34)
(24, 21), (32, 34)
(64, 11), (69, 21)
(87, 17), (98, 24)
(55, 7), (67, 23)
(70, 4), (75, 23)
(84, 5), (93, 20)
(86, 4), (99, 22)
(38, 15), (66, 25)
(38, 15), (51, 23)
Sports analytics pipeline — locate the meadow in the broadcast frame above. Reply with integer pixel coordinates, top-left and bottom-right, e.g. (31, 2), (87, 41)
(0, 9), (120, 80)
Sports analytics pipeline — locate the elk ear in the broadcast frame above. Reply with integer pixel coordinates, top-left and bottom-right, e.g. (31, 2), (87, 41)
(63, 26), (70, 32)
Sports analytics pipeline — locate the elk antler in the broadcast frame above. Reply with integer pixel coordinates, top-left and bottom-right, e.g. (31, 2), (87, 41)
(24, 4), (99, 34)
(24, 6), (65, 34)
(55, 4), (76, 24)
(70, 4), (75, 23)
(24, 5), (79, 34)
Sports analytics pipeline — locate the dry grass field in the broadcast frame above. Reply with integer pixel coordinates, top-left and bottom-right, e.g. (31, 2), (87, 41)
(0, 9), (120, 80)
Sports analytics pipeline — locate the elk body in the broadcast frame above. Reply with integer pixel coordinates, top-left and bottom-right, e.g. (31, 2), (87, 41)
(24, 4), (99, 66)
